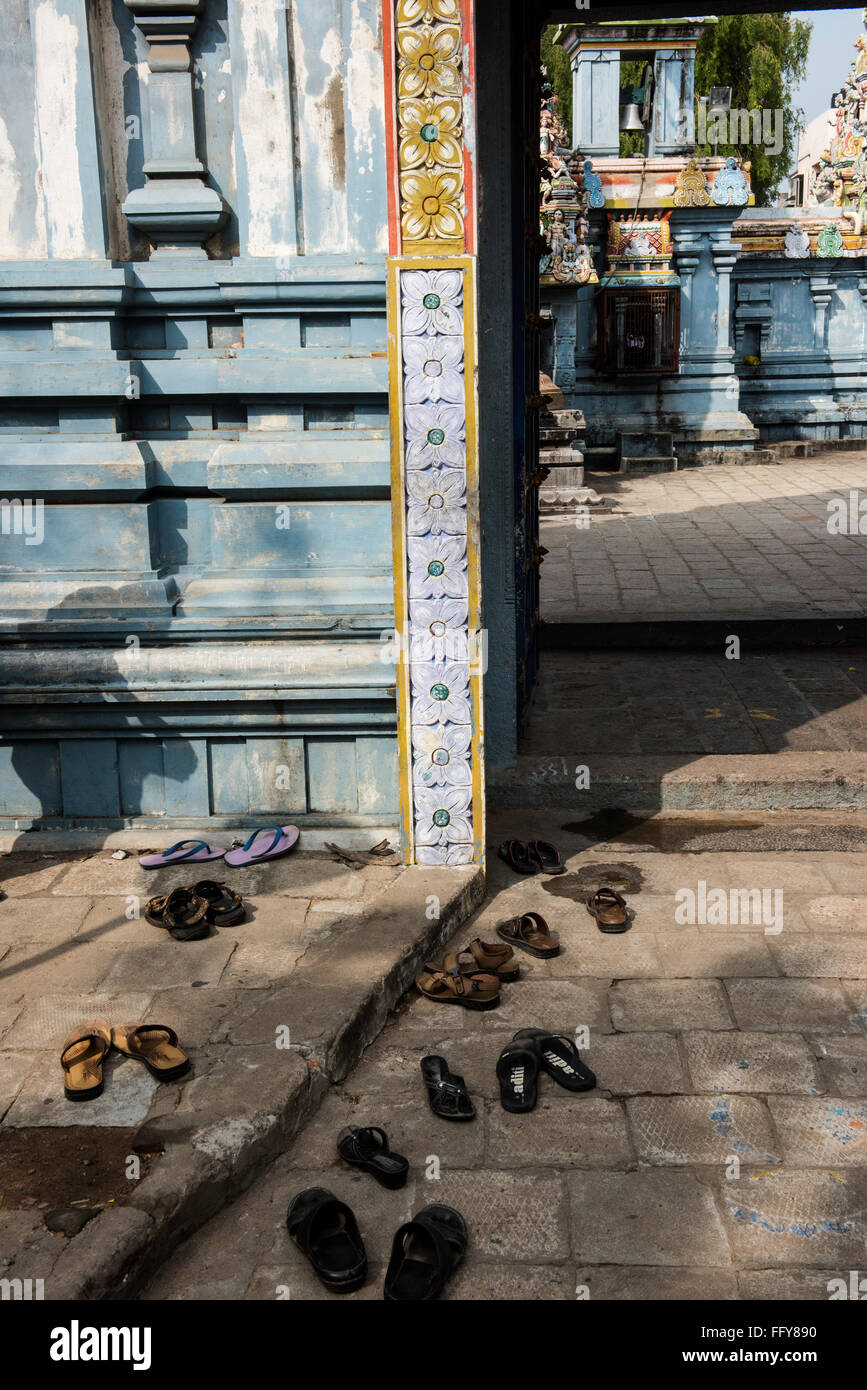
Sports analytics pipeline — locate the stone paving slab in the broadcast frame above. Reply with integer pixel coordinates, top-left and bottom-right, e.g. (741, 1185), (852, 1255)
(610, 979), (734, 1031)
(682, 1030), (820, 1095)
(713, 1168), (867, 1267)
(628, 1094), (780, 1166)
(569, 1170), (731, 1266)
(726, 978), (861, 1032)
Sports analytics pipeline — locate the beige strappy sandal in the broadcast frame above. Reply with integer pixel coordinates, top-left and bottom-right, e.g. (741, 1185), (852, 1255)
(111, 1023), (191, 1082)
(415, 954), (501, 1010)
(426, 937), (518, 983)
(61, 1019), (112, 1101)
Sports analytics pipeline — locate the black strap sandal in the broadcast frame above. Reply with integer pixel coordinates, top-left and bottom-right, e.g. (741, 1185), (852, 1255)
(512, 1028), (596, 1092)
(586, 887), (631, 934)
(192, 880), (246, 927)
(336, 1126), (409, 1190)
(286, 1187), (367, 1294)
(497, 840), (539, 875)
(528, 840), (566, 875)
(144, 887), (210, 941)
(420, 1055), (475, 1121)
(495, 1039), (540, 1113)
(383, 1204), (467, 1301)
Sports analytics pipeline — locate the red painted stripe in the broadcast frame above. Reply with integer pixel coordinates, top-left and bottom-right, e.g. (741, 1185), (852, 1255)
(461, 0), (476, 254)
(382, 1), (401, 256)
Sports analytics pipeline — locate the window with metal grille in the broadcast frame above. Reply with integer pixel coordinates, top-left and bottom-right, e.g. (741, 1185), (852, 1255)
(597, 287), (680, 374)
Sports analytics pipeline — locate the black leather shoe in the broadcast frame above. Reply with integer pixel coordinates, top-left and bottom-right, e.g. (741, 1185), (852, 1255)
(286, 1187), (367, 1293)
(384, 1204), (467, 1301)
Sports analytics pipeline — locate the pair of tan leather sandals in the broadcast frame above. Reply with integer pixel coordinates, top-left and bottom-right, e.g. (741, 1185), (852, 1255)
(60, 1019), (190, 1102)
(416, 913), (560, 1011)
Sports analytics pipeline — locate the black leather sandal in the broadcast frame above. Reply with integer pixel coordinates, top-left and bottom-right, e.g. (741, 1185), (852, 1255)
(512, 1028), (596, 1092)
(144, 887), (209, 941)
(193, 880), (246, 927)
(496, 1038), (540, 1113)
(497, 840), (539, 875)
(286, 1187), (367, 1294)
(336, 1125), (409, 1189)
(383, 1204), (467, 1301)
(420, 1055), (475, 1121)
(528, 840), (566, 875)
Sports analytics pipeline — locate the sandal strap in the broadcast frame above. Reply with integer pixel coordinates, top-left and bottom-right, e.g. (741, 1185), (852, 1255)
(113, 1022), (179, 1053)
(241, 826), (283, 855)
(61, 1027), (110, 1069)
(591, 887), (626, 907)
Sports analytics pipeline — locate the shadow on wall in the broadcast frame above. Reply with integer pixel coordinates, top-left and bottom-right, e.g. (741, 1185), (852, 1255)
(4, 582), (200, 848)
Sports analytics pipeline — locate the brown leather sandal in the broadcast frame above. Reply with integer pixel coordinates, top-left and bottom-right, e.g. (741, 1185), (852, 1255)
(586, 888), (631, 934)
(61, 1018), (112, 1101)
(496, 912), (560, 958)
(416, 954), (501, 1010)
(425, 937), (518, 983)
(111, 1023), (191, 1081)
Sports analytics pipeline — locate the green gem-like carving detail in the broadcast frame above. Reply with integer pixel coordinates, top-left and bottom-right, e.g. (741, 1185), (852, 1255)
(423, 292), (441, 309)
(427, 559), (445, 577)
(427, 427), (445, 446)
(432, 808), (450, 828)
(430, 682), (450, 701)
(420, 123), (440, 143)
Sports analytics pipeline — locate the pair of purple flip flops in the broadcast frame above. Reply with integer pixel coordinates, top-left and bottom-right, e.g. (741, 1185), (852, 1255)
(140, 825), (299, 870)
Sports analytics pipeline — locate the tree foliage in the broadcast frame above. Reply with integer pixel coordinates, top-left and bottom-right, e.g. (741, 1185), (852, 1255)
(541, 25), (572, 135)
(694, 13), (811, 206)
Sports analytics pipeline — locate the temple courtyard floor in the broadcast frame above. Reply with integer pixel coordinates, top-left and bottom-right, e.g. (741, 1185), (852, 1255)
(137, 823), (867, 1302)
(540, 454), (867, 624)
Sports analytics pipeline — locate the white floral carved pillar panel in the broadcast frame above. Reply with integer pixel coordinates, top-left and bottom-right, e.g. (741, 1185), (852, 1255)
(383, 0), (483, 866)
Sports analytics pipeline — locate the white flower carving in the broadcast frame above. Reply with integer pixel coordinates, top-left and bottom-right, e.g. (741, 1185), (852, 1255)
(410, 660), (471, 725)
(408, 596), (468, 662)
(404, 403), (466, 470)
(406, 469), (466, 536)
(404, 336), (465, 405)
(416, 843), (475, 866)
(408, 534), (467, 599)
(414, 785), (473, 847)
(412, 721), (472, 787)
(401, 268), (463, 336)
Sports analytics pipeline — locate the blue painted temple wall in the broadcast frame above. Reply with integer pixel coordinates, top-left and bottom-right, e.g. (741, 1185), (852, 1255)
(0, 0), (398, 829)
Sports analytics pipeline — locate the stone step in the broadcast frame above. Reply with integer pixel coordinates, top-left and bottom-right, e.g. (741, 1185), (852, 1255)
(489, 753), (867, 813)
(619, 430), (674, 459)
(768, 437), (867, 459)
(620, 454), (678, 475)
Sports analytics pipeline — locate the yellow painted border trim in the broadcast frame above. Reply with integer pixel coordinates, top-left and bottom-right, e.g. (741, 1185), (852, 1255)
(386, 254), (485, 868)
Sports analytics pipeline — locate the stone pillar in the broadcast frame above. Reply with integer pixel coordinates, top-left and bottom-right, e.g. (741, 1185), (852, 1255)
(122, 0), (226, 256)
(808, 274), (836, 353)
(572, 50), (620, 157)
(649, 47), (696, 156)
(666, 205), (758, 460)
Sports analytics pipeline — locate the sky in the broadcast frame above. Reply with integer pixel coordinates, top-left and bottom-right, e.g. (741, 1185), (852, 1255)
(791, 7), (864, 123)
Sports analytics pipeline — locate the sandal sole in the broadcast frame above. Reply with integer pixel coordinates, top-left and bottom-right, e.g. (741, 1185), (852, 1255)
(495, 928), (559, 958)
(340, 1158), (408, 1190)
(64, 1081), (104, 1102)
(416, 989), (499, 1010)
